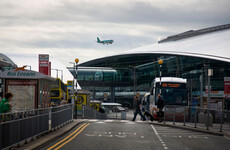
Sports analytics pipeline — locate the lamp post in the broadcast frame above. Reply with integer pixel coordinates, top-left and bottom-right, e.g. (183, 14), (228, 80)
(57, 69), (63, 81)
(74, 58), (79, 119)
(207, 68), (213, 130)
(69, 62), (75, 105)
(51, 69), (63, 81)
(51, 69), (58, 78)
(129, 66), (137, 109)
(158, 59), (163, 94)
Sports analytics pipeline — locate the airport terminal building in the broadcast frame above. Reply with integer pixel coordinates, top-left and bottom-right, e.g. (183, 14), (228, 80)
(69, 24), (230, 110)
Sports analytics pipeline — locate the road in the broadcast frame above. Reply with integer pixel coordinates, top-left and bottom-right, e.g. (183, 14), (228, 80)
(42, 120), (230, 150)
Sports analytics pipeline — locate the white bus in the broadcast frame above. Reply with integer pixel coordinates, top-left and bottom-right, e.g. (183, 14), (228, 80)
(149, 77), (188, 121)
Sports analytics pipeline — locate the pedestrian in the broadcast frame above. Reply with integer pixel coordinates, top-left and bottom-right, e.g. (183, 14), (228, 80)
(157, 94), (165, 122)
(132, 96), (146, 121)
(0, 92), (13, 114)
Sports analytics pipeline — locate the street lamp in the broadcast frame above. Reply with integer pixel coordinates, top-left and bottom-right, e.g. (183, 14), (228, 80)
(74, 58), (79, 119)
(207, 68), (213, 130)
(58, 69), (63, 81)
(129, 65), (137, 109)
(51, 69), (63, 81)
(69, 62), (75, 104)
(51, 69), (59, 78)
(158, 59), (163, 94)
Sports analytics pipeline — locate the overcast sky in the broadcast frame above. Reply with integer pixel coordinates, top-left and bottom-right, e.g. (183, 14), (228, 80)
(0, 0), (229, 67)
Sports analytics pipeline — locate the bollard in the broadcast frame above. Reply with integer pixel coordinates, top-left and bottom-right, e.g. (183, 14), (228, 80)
(82, 105), (85, 118)
(195, 108), (197, 128)
(207, 109), (210, 130)
(173, 106), (176, 125)
(116, 108), (118, 119)
(164, 106), (166, 124)
(183, 106), (186, 126)
(49, 108), (52, 131)
(220, 110), (223, 132)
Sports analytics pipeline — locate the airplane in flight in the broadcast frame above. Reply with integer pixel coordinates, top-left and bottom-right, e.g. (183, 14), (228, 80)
(97, 37), (114, 45)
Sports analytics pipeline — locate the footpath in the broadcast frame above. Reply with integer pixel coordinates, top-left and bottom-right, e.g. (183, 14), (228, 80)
(12, 119), (86, 150)
(127, 109), (230, 138)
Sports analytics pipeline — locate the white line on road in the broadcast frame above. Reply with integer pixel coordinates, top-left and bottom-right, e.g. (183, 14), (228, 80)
(104, 120), (114, 122)
(151, 125), (168, 150)
(88, 119), (98, 122)
(120, 120), (129, 123)
(96, 121), (105, 124)
(141, 136), (144, 138)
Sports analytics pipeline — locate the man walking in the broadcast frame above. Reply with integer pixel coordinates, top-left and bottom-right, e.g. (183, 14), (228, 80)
(157, 94), (165, 122)
(132, 96), (146, 121)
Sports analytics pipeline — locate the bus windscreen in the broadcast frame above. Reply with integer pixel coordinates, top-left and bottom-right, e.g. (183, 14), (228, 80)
(156, 82), (187, 105)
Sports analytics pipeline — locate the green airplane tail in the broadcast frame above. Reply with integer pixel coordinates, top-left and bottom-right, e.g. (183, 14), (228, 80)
(97, 37), (100, 42)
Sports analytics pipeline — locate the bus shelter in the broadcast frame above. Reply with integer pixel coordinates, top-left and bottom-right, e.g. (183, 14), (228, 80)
(0, 69), (56, 110)
(75, 89), (91, 115)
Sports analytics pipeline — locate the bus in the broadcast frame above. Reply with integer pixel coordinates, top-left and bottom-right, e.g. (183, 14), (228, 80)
(50, 78), (68, 105)
(149, 77), (188, 121)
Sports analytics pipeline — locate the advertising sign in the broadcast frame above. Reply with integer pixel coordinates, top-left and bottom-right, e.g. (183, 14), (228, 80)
(6, 80), (37, 110)
(76, 94), (87, 111)
(104, 93), (107, 101)
(0, 69), (49, 79)
(90, 103), (100, 111)
(224, 77), (230, 98)
(39, 54), (50, 75)
(39, 54), (49, 62)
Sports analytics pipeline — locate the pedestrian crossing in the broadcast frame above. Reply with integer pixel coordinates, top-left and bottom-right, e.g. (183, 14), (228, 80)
(87, 119), (146, 124)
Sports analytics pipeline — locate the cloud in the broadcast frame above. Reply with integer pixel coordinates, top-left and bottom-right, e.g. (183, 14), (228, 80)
(0, 0), (229, 66)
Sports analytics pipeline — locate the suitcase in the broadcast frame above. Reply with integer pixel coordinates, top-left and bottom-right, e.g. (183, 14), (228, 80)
(144, 111), (154, 122)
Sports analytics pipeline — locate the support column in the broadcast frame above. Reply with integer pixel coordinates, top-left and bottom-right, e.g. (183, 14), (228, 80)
(110, 87), (115, 102)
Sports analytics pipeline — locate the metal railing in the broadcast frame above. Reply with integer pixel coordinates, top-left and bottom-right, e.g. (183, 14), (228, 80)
(82, 105), (107, 119)
(0, 104), (73, 150)
(51, 104), (73, 128)
(163, 105), (230, 133)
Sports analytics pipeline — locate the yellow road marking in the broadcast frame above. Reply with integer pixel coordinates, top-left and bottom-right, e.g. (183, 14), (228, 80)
(47, 123), (87, 150)
(54, 123), (90, 150)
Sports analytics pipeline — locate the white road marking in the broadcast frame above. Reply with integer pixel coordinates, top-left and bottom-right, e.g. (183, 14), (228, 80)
(120, 120), (129, 123)
(88, 119), (98, 122)
(115, 135), (127, 138)
(141, 136), (144, 138)
(104, 120), (114, 122)
(151, 125), (168, 150)
(125, 122), (135, 124)
(85, 134), (97, 136)
(96, 121), (105, 124)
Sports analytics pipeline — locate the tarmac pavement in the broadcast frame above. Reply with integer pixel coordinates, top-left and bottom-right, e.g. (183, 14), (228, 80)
(41, 120), (230, 150)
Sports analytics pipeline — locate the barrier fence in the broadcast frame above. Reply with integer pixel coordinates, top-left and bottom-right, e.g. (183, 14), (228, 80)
(0, 104), (73, 150)
(163, 105), (230, 133)
(82, 105), (107, 119)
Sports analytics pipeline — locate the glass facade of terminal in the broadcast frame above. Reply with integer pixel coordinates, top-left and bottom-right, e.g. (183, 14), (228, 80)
(69, 54), (230, 110)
